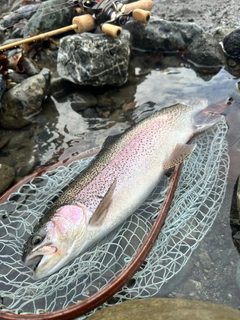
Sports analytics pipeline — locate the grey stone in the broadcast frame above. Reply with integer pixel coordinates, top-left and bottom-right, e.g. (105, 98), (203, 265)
(22, 57), (41, 76)
(88, 298), (240, 320)
(57, 31), (131, 86)
(23, 0), (75, 38)
(2, 4), (39, 28)
(67, 92), (97, 112)
(40, 68), (51, 85)
(237, 178), (240, 218)
(125, 17), (224, 66)
(184, 31), (224, 66)
(0, 75), (6, 101)
(223, 29), (240, 59)
(125, 16), (203, 51)
(0, 74), (46, 129)
(0, 164), (15, 195)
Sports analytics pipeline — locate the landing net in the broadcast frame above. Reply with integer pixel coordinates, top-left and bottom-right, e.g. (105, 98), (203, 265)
(0, 120), (229, 317)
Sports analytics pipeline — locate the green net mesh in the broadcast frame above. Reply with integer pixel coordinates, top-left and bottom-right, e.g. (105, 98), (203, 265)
(0, 120), (229, 317)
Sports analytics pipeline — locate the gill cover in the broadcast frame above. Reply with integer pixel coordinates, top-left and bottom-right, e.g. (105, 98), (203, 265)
(23, 204), (89, 280)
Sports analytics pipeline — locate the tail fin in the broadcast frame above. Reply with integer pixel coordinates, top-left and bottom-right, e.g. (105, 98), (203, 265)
(193, 98), (232, 133)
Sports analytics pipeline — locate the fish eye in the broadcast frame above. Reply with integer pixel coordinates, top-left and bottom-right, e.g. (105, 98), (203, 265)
(31, 235), (43, 246)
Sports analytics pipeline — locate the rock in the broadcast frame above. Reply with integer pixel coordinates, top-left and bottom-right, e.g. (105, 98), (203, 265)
(7, 72), (28, 84)
(23, 0), (75, 38)
(125, 17), (224, 66)
(66, 92), (97, 112)
(0, 75), (6, 101)
(184, 31), (224, 66)
(57, 30), (131, 86)
(40, 68), (51, 84)
(0, 74), (46, 129)
(237, 177), (240, 217)
(223, 29), (240, 59)
(22, 56), (41, 76)
(0, 130), (36, 179)
(88, 298), (240, 320)
(125, 17), (203, 51)
(0, 164), (15, 195)
(2, 4), (39, 28)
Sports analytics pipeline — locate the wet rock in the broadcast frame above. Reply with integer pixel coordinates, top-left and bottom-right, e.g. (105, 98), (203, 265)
(184, 31), (224, 66)
(57, 30), (131, 86)
(23, 0), (75, 38)
(0, 130), (36, 179)
(22, 56), (41, 76)
(14, 147), (36, 177)
(40, 68), (51, 84)
(125, 17), (203, 51)
(67, 92), (97, 112)
(8, 71), (28, 84)
(125, 17), (224, 66)
(0, 74), (46, 129)
(223, 29), (240, 59)
(2, 4), (39, 29)
(0, 75), (6, 101)
(0, 163), (15, 195)
(88, 298), (240, 320)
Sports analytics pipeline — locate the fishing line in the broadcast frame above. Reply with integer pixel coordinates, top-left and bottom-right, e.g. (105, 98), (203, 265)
(2, 1), (78, 30)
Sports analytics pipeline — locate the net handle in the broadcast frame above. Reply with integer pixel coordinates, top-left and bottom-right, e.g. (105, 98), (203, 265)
(0, 163), (182, 319)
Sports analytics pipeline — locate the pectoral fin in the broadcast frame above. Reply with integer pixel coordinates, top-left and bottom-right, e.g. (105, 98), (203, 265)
(163, 143), (196, 170)
(89, 179), (117, 227)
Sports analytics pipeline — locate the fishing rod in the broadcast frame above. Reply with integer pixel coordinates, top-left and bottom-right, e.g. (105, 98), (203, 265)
(0, 0), (153, 52)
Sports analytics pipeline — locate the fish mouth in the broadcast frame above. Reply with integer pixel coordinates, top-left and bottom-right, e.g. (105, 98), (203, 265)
(24, 254), (43, 268)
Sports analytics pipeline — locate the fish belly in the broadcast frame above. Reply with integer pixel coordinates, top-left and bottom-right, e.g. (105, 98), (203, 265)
(81, 109), (194, 244)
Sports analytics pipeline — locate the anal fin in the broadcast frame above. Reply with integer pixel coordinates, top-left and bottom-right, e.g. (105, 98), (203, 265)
(89, 179), (117, 227)
(163, 143), (196, 170)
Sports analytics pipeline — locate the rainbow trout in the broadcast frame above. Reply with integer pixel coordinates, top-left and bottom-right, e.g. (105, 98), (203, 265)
(23, 103), (226, 279)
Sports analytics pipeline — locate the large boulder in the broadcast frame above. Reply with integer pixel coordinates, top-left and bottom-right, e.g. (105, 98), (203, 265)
(57, 30), (131, 86)
(125, 17), (225, 66)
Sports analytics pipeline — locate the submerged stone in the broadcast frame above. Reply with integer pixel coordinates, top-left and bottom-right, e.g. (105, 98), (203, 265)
(0, 74), (46, 129)
(57, 30), (131, 86)
(88, 298), (240, 320)
(0, 164), (15, 195)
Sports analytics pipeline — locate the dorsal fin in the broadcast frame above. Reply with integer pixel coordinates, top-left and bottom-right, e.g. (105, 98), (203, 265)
(89, 179), (117, 227)
(163, 143), (196, 170)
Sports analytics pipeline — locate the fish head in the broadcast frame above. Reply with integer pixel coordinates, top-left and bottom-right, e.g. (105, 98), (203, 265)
(23, 204), (90, 280)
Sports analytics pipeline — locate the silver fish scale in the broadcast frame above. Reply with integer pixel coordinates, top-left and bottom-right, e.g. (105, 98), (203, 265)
(70, 104), (193, 213)
(39, 103), (193, 225)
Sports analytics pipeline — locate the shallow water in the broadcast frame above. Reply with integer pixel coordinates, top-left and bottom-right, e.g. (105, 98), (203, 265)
(1, 52), (240, 313)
